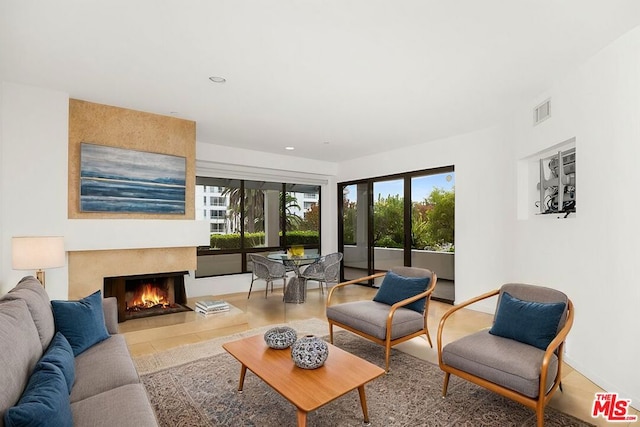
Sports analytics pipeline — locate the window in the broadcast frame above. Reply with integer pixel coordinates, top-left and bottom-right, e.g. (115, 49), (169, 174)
(210, 196), (225, 206)
(285, 184), (320, 246)
(210, 210), (225, 219)
(195, 177), (321, 277)
(210, 223), (225, 233)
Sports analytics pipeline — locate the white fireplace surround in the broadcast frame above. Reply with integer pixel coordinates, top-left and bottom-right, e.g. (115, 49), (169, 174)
(64, 219), (209, 252)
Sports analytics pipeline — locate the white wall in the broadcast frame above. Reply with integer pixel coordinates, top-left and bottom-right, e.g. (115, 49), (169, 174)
(510, 27), (640, 406)
(1, 82), (70, 299)
(0, 82), (209, 299)
(0, 84), (4, 281)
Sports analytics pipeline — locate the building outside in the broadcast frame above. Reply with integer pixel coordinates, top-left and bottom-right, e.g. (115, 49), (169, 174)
(195, 185), (318, 234)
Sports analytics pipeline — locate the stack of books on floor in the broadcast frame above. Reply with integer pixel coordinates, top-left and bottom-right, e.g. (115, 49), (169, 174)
(195, 300), (230, 316)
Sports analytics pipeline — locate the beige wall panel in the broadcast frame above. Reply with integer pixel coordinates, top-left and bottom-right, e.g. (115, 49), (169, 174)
(68, 99), (195, 219)
(68, 247), (196, 300)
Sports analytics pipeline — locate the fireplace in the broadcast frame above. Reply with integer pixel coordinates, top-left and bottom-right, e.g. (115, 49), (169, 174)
(104, 271), (190, 322)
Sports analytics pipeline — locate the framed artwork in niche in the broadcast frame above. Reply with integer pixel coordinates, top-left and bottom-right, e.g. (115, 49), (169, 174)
(80, 143), (186, 214)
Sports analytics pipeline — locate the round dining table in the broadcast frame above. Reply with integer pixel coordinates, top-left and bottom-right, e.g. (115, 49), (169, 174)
(267, 253), (319, 303)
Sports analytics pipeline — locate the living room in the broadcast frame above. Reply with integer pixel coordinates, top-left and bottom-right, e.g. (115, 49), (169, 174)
(1, 1), (640, 424)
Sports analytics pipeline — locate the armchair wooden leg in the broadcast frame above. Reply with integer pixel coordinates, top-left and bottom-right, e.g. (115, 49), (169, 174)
(328, 323), (334, 344)
(442, 372), (450, 397)
(536, 405), (545, 427)
(384, 343), (391, 372)
(424, 328), (433, 348)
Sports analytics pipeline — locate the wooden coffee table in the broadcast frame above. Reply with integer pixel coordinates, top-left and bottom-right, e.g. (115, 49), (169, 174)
(223, 334), (385, 426)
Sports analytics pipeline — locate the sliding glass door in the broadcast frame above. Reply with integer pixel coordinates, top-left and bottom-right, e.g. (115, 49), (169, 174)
(373, 179), (404, 273)
(338, 166), (455, 290)
(341, 183), (369, 281)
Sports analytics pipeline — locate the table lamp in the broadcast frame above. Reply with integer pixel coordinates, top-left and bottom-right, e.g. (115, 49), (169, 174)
(12, 236), (65, 287)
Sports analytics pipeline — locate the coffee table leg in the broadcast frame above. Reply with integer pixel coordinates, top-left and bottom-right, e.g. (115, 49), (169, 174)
(296, 408), (307, 427)
(357, 385), (372, 426)
(238, 364), (247, 391)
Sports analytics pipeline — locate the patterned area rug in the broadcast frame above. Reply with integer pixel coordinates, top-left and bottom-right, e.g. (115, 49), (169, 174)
(139, 324), (593, 427)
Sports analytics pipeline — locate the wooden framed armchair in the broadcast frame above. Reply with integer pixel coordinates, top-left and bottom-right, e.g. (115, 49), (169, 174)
(437, 283), (574, 427)
(326, 266), (437, 372)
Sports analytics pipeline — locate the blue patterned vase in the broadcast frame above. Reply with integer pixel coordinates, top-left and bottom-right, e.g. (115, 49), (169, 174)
(264, 326), (297, 349)
(290, 334), (329, 369)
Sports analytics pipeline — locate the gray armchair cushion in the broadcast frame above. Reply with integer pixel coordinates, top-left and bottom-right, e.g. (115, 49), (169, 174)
(441, 330), (558, 398)
(327, 301), (424, 341)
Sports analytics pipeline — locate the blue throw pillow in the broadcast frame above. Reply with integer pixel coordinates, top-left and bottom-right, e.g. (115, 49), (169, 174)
(51, 290), (110, 356)
(489, 291), (566, 350)
(40, 332), (75, 393)
(4, 361), (72, 427)
(373, 271), (431, 313)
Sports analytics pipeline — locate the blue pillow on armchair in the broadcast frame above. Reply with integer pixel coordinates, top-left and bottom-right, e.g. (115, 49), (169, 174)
(51, 290), (110, 356)
(373, 271), (431, 313)
(489, 291), (566, 350)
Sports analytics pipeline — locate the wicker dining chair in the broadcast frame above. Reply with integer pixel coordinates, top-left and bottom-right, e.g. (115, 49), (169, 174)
(247, 254), (287, 299)
(299, 252), (343, 294)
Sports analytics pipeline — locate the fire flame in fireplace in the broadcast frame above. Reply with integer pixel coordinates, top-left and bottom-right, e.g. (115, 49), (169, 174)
(129, 283), (168, 310)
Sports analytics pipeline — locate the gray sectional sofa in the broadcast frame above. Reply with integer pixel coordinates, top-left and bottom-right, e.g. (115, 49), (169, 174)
(0, 276), (158, 426)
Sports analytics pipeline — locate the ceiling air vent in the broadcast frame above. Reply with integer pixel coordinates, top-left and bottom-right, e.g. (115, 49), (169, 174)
(534, 99), (551, 125)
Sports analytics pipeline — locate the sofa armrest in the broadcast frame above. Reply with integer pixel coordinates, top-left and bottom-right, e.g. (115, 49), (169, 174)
(102, 297), (119, 334)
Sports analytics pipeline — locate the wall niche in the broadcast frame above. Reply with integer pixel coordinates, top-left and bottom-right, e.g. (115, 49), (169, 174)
(517, 137), (576, 220)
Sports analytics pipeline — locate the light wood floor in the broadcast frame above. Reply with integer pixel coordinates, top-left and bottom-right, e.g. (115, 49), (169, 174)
(120, 285), (637, 426)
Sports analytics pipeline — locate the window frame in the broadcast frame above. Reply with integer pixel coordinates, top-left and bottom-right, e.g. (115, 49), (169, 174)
(195, 176), (321, 278)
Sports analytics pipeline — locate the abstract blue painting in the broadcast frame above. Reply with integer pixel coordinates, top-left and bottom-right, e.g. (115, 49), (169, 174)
(80, 143), (186, 214)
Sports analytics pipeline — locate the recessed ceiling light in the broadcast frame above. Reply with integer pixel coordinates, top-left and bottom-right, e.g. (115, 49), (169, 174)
(285, 146), (295, 151)
(209, 76), (226, 83)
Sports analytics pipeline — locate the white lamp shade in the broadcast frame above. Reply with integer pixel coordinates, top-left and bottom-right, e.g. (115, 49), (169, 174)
(12, 236), (65, 270)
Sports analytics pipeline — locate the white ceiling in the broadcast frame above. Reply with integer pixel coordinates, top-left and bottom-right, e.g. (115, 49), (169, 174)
(2, 1), (639, 162)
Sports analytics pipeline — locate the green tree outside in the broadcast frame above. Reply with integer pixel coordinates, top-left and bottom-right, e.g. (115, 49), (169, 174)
(341, 187), (454, 252)
(373, 194), (404, 248)
(414, 187), (455, 251)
